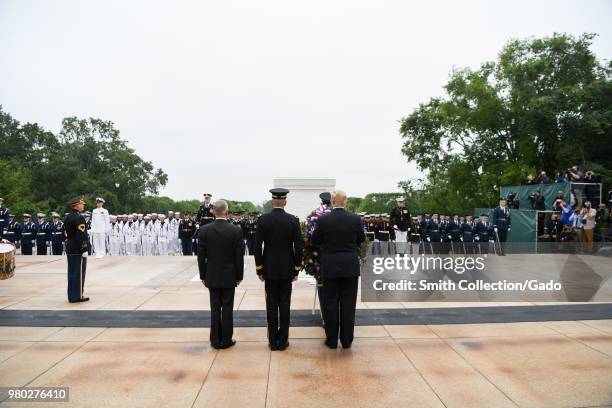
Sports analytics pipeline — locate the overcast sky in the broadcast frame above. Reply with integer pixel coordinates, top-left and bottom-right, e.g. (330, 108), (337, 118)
(1, 0), (610, 204)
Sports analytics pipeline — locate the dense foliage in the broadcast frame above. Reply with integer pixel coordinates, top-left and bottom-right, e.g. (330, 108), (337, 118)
(399, 33), (612, 214)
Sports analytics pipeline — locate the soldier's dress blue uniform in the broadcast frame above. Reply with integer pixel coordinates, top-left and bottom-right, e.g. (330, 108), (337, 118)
(36, 218), (51, 255)
(20, 217), (37, 255)
(0, 205), (9, 239)
(245, 216), (258, 256)
(475, 217), (492, 254)
(64, 197), (90, 302)
(491, 205), (511, 255)
(460, 220), (475, 254)
(50, 219), (65, 255)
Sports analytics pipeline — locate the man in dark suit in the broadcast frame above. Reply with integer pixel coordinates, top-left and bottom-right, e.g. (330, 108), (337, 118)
(198, 199), (245, 349)
(254, 188), (303, 351)
(312, 190), (366, 349)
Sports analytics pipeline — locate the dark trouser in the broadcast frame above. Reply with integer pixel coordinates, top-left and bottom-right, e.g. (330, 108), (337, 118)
(265, 279), (293, 346)
(246, 236), (255, 255)
(21, 243), (33, 255)
(323, 276), (359, 347)
(181, 239), (193, 255)
(209, 288), (235, 347)
(37, 241), (47, 255)
(192, 239), (198, 255)
(67, 255), (86, 302)
(497, 228), (508, 254)
(52, 241), (63, 255)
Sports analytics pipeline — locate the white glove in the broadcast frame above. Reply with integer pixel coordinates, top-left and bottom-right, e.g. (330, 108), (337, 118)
(393, 225), (398, 230)
(82, 252), (88, 258)
(508, 228), (511, 232)
(494, 227), (498, 232)
(475, 236), (480, 241)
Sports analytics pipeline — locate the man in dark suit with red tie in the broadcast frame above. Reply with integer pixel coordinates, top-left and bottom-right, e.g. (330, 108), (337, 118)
(312, 190), (366, 349)
(198, 199), (245, 349)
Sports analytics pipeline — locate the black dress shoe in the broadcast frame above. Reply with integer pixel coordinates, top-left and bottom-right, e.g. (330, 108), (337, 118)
(324, 340), (337, 349)
(341, 342), (352, 349)
(69, 297), (90, 303)
(269, 343), (278, 351)
(276, 341), (289, 351)
(219, 339), (236, 349)
(211, 343), (222, 350)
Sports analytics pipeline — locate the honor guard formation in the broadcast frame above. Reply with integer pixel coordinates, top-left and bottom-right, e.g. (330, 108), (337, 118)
(0, 194), (262, 259)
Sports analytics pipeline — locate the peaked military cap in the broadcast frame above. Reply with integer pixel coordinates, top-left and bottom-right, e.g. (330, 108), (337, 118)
(67, 195), (85, 206)
(270, 188), (289, 199)
(51, 212), (60, 217)
(319, 192), (331, 203)
(23, 213), (32, 217)
(203, 193), (212, 198)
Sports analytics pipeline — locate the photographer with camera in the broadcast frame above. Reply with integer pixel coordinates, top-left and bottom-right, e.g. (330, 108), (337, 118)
(554, 170), (568, 183)
(567, 165), (584, 209)
(536, 171), (549, 184)
(552, 191), (565, 212)
(506, 192), (520, 209)
(528, 190), (546, 211)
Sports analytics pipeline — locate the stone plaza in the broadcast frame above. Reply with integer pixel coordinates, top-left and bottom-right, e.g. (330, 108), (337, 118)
(0, 255), (611, 407)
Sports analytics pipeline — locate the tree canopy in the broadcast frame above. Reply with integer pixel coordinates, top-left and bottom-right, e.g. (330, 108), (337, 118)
(399, 33), (612, 214)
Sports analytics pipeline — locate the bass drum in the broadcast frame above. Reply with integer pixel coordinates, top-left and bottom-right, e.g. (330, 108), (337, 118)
(0, 241), (16, 280)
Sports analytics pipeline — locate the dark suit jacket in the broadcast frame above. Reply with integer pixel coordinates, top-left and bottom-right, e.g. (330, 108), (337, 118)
(311, 208), (366, 278)
(198, 219), (245, 288)
(254, 208), (303, 280)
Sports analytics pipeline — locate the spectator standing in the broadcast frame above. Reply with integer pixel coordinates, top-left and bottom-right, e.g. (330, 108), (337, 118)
(554, 171), (568, 183)
(536, 171), (550, 184)
(568, 165), (584, 209)
(580, 202), (597, 253)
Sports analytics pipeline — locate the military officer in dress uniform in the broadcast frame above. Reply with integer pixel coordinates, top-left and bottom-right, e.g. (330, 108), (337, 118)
(35, 213), (51, 255)
(461, 215), (476, 254)
(196, 193), (215, 226)
(178, 212), (197, 255)
(6, 214), (21, 244)
(447, 215), (462, 254)
(491, 199), (511, 256)
(390, 197), (411, 254)
(245, 212), (258, 256)
(254, 188), (303, 351)
(0, 198), (9, 239)
(20, 213), (36, 255)
(64, 196), (90, 303)
(91, 198), (110, 258)
(475, 214), (492, 254)
(50, 212), (65, 255)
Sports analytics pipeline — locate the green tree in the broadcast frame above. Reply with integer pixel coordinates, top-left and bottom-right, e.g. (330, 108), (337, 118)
(346, 196), (363, 212)
(399, 33), (612, 211)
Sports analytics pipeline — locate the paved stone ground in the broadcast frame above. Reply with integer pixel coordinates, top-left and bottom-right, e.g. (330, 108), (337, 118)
(1, 256), (611, 407)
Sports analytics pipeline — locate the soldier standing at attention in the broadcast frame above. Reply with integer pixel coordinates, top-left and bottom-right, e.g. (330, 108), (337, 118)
(179, 212), (196, 255)
(20, 213), (36, 255)
(254, 188), (303, 351)
(50, 212), (65, 255)
(35, 213), (51, 255)
(245, 212), (258, 256)
(491, 199), (511, 256)
(91, 198), (110, 258)
(0, 197), (9, 239)
(196, 193), (215, 226)
(64, 196), (90, 303)
(390, 197), (411, 254)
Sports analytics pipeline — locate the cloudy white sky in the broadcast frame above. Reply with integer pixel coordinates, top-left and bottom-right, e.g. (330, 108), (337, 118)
(1, 0), (610, 204)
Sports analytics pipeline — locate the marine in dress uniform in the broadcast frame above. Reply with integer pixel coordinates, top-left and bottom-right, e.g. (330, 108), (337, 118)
(178, 212), (197, 255)
(390, 197), (411, 254)
(0, 198), (9, 239)
(50, 212), (65, 255)
(254, 188), (303, 351)
(64, 196), (90, 303)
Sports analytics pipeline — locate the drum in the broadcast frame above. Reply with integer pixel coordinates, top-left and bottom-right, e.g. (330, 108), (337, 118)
(0, 242), (16, 280)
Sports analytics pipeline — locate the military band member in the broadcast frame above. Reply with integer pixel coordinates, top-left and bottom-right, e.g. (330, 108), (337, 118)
(0, 198), (9, 239)
(6, 214), (20, 244)
(50, 212), (65, 255)
(197, 193), (215, 226)
(491, 199), (511, 256)
(179, 212), (197, 255)
(35, 213), (51, 255)
(64, 196), (90, 302)
(254, 188), (303, 351)
(390, 197), (411, 254)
